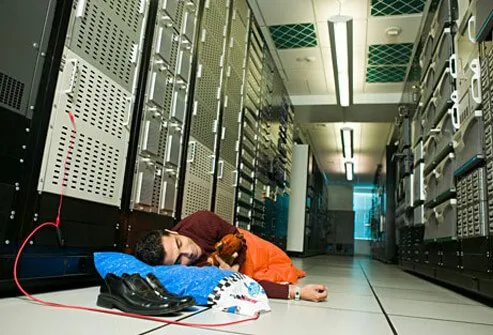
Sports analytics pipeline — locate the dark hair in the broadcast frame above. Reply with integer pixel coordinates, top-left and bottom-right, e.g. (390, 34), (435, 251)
(134, 230), (169, 265)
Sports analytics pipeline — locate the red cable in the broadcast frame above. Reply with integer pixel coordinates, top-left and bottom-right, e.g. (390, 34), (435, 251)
(13, 112), (260, 328)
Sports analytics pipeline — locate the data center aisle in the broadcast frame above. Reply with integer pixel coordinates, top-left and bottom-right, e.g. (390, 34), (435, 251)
(2, 256), (493, 335)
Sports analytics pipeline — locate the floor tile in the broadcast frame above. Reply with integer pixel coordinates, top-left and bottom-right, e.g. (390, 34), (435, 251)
(0, 287), (207, 335)
(380, 296), (493, 324)
(143, 326), (253, 335)
(369, 278), (448, 292)
(147, 302), (394, 335)
(391, 315), (493, 335)
(373, 286), (482, 305)
(298, 273), (371, 289)
(270, 291), (381, 313)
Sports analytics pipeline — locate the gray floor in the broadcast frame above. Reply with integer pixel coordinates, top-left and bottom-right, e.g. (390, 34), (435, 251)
(2, 256), (493, 334)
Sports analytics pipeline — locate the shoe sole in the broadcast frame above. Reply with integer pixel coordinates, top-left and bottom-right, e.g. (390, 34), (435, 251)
(96, 293), (188, 316)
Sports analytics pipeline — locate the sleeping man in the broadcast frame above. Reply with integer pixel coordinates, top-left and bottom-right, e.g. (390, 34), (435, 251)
(134, 210), (328, 302)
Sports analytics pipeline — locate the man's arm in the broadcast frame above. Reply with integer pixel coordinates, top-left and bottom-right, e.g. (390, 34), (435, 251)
(259, 281), (328, 302)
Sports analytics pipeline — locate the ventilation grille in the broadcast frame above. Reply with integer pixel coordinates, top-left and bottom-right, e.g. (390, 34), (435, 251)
(215, 190), (234, 223)
(229, 40), (247, 78)
(187, 138), (213, 181)
(103, 0), (141, 34)
(0, 72), (24, 112)
(152, 166), (163, 210)
(72, 0), (139, 88)
(230, 13), (248, 48)
(199, 34), (224, 70)
(234, 0), (250, 26)
(371, 0), (425, 16)
(182, 140), (213, 217)
(269, 23), (317, 49)
(202, 0), (228, 44)
(216, 160), (236, 223)
(52, 126), (119, 199)
(70, 62), (128, 139)
(192, 66), (220, 150)
(217, 160), (235, 192)
(182, 178), (211, 218)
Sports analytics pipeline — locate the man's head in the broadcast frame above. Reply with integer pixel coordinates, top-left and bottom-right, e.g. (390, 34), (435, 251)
(134, 229), (202, 266)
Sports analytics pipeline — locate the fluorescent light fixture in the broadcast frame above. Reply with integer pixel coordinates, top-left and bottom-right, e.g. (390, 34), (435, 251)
(328, 15), (353, 107)
(340, 127), (353, 159)
(345, 161), (354, 181)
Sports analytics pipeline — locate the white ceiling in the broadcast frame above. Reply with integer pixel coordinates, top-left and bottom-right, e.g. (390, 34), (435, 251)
(299, 122), (394, 183)
(248, 0), (424, 183)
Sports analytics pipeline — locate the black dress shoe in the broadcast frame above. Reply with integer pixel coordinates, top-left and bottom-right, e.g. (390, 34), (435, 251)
(144, 273), (196, 307)
(96, 273), (186, 315)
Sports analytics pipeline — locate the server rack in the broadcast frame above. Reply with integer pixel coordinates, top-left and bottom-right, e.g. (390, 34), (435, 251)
(394, 0), (493, 299)
(213, 0), (250, 223)
(181, 0), (231, 219)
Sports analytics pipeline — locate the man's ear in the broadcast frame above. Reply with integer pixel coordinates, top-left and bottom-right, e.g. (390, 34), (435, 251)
(165, 229), (178, 235)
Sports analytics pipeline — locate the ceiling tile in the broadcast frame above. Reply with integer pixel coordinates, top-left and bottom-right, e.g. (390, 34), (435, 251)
(352, 19), (368, 48)
(321, 47), (335, 93)
(256, 0), (315, 26)
(286, 80), (310, 95)
(285, 68), (328, 95)
(353, 46), (367, 93)
(278, 48), (324, 69)
(370, 0), (425, 16)
(367, 15), (422, 44)
(316, 21), (331, 48)
(366, 66), (408, 82)
(313, 0), (370, 21)
(368, 43), (413, 65)
(269, 23), (318, 49)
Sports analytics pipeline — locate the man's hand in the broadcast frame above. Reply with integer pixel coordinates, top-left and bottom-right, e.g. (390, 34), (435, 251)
(215, 254), (240, 272)
(296, 284), (328, 302)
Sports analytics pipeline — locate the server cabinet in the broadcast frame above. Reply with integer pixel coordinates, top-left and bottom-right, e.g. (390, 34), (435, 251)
(181, 0), (230, 219)
(129, 0), (199, 218)
(0, 0), (68, 284)
(236, 20), (264, 230)
(214, 0), (250, 223)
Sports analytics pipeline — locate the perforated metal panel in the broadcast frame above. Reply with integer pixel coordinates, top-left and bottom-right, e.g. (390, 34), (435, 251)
(182, 138), (214, 218)
(191, 65), (221, 150)
(215, 160), (236, 222)
(38, 48), (130, 206)
(202, 0), (228, 44)
(69, 0), (144, 90)
(101, 0), (143, 33)
(234, 0), (250, 26)
(230, 11), (248, 48)
(0, 72), (24, 113)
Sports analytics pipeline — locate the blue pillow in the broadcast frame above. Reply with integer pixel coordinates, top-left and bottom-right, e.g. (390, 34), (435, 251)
(93, 252), (233, 305)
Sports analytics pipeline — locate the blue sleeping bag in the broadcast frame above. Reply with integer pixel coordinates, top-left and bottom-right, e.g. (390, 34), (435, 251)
(93, 252), (233, 305)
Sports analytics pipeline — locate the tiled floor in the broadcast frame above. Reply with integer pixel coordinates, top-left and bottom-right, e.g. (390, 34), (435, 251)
(2, 256), (493, 334)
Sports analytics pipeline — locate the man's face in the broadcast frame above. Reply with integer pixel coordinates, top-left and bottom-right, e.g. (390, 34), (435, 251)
(161, 232), (202, 265)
